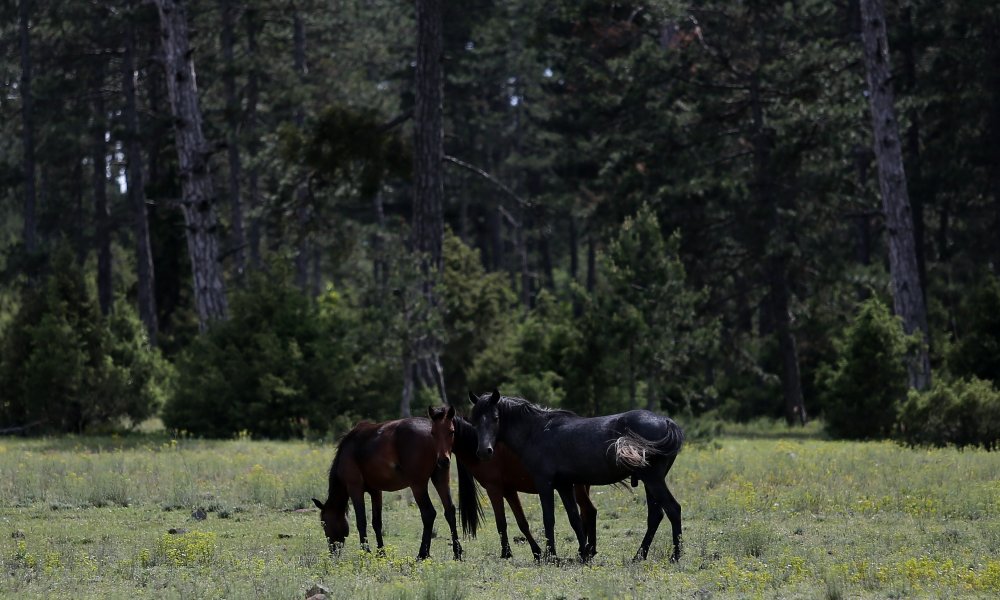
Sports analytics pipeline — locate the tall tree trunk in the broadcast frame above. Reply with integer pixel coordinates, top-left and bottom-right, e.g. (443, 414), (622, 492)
(19, 0), (37, 258)
(901, 7), (928, 315)
(372, 192), (387, 287)
(770, 257), (807, 424)
(74, 159), (86, 265)
(749, 23), (807, 424)
(245, 6), (262, 270)
(123, 2), (159, 343)
(293, 10), (311, 292)
(413, 0), (447, 405)
(569, 214), (579, 281)
(586, 235), (596, 293)
(988, 22), (1000, 274)
(154, 0), (229, 331)
(220, 0), (247, 278)
(414, 0), (445, 272)
(92, 59), (112, 316)
(859, 0), (931, 390)
(489, 205), (503, 271)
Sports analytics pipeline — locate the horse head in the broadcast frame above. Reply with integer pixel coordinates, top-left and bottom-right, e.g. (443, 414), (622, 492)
(469, 389), (501, 460)
(428, 405), (456, 470)
(311, 497), (349, 551)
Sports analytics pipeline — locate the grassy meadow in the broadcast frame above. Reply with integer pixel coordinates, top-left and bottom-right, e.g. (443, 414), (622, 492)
(3, 425), (1000, 599)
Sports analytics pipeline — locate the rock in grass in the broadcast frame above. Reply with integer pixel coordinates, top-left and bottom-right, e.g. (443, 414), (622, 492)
(278, 533), (294, 539)
(305, 584), (329, 599)
(191, 508), (207, 521)
(168, 528), (188, 535)
(11, 530), (25, 539)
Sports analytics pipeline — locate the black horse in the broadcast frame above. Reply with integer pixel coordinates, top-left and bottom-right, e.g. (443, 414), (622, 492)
(469, 389), (684, 562)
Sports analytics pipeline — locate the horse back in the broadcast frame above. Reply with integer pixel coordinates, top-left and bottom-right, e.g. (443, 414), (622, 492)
(337, 418), (436, 492)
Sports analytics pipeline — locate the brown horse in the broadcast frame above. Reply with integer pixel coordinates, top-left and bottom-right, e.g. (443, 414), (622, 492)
(312, 406), (463, 560)
(455, 393), (599, 559)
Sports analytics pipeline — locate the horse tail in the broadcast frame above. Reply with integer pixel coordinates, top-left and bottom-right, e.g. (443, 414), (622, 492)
(457, 460), (483, 538)
(612, 420), (685, 469)
(652, 419), (685, 456)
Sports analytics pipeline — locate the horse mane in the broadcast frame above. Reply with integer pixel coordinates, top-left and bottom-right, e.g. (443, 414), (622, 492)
(327, 424), (370, 509)
(452, 416), (479, 456)
(499, 396), (577, 421)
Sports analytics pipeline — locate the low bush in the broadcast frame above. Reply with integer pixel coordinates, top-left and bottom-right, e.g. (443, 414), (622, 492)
(898, 377), (1000, 450)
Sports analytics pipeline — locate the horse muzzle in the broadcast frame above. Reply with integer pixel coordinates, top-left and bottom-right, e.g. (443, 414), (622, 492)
(436, 457), (451, 470)
(477, 446), (495, 461)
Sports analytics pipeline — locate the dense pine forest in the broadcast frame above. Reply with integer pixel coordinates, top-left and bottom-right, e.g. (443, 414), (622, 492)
(1, 0), (999, 446)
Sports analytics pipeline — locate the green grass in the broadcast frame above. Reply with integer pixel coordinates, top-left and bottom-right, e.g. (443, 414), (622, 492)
(2, 433), (1000, 599)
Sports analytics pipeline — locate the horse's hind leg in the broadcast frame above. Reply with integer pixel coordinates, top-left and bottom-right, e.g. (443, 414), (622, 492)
(410, 483), (437, 560)
(660, 484), (682, 562)
(485, 486), (513, 558)
(504, 491), (543, 559)
(634, 482), (665, 561)
(370, 490), (385, 554)
(574, 484), (597, 559)
(350, 490), (370, 552)
(432, 467), (463, 560)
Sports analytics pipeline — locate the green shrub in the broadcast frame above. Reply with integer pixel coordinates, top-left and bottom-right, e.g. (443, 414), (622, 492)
(948, 275), (1000, 385)
(0, 245), (170, 433)
(163, 270), (361, 438)
(898, 377), (1000, 450)
(819, 297), (910, 439)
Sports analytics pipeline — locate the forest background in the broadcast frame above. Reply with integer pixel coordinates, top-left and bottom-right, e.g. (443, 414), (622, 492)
(2, 0), (1000, 449)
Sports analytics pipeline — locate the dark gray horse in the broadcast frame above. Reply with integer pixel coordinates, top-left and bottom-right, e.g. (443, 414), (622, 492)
(469, 389), (684, 561)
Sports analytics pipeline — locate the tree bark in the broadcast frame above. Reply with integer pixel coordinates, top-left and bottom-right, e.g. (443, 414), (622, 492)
(293, 9), (311, 293)
(220, 0), (247, 278)
(123, 2), (159, 343)
(154, 0), (229, 331)
(244, 6), (262, 270)
(586, 235), (596, 293)
(749, 21), (807, 424)
(859, 0), (931, 390)
(92, 59), (112, 316)
(414, 0), (445, 272)
(988, 22), (1000, 274)
(411, 0), (448, 405)
(19, 0), (37, 258)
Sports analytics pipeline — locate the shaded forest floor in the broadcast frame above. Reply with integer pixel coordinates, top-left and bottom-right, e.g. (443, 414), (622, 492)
(2, 428), (1000, 599)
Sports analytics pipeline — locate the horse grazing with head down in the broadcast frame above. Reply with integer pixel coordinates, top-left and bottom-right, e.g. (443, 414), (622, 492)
(469, 389), (684, 562)
(312, 406), (471, 560)
(453, 391), (597, 559)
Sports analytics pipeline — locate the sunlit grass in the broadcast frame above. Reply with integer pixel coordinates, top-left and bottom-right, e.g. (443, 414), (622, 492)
(2, 433), (999, 598)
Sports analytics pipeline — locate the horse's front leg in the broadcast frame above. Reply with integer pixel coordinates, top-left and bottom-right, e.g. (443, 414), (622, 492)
(432, 467), (463, 560)
(505, 491), (543, 560)
(485, 486), (512, 558)
(410, 483), (437, 560)
(536, 481), (558, 559)
(369, 490), (385, 555)
(349, 491), (369, 552)
(555, 484), (588, 561)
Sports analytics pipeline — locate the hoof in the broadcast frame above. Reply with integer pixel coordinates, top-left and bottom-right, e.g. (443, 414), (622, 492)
(500, 547), (513, 559)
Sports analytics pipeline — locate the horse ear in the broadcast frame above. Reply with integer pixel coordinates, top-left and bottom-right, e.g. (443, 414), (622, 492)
(312, 498), (324, 510)
(427, 406), (437, 420)
(446, 405), (455, 419)
(468, 391), (478, 406)
(489, 388), (501, 405)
